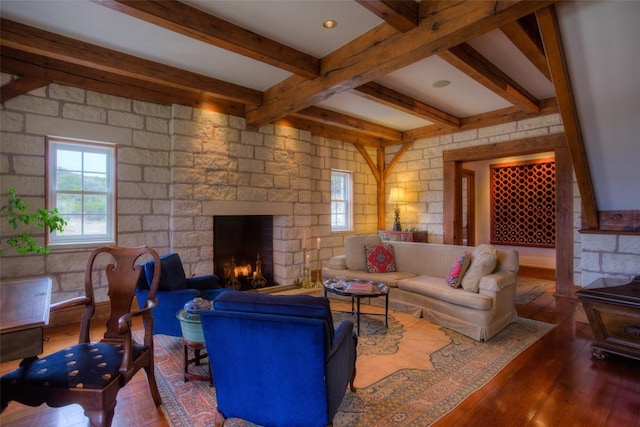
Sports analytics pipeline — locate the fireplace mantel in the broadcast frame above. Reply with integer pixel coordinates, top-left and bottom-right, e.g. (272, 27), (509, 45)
(203, 201), (293, 216)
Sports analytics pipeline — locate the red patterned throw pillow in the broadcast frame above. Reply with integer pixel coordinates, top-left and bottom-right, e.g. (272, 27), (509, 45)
(446, 251), (471, 288)
(364, 244), (397, 273)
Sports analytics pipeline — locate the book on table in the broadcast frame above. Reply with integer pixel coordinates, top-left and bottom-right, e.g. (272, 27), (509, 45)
(347, 281), (373, 293)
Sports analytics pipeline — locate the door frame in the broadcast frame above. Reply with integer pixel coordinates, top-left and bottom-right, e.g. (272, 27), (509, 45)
(443, 133), (574, 296)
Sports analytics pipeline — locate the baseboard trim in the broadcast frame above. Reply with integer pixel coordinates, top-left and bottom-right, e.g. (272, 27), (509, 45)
(519, 266), (556, 281)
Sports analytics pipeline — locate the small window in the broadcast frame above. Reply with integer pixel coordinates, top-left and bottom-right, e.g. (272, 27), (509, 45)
(47, 137), (117, 248)
(331, 169), (353, 232)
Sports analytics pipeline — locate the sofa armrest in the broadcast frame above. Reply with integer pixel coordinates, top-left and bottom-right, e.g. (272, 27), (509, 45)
(328, 255), (347, 270)
(186, 274), (221, 291)
(479, 271), (517, 292)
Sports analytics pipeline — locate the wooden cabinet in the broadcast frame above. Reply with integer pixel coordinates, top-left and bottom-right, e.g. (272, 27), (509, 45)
(378, 230), (427, 243)
(576, 276), (640, 361)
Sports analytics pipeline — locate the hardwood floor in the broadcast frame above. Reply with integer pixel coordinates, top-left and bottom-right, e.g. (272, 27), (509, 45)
(2, 284), (640, 427)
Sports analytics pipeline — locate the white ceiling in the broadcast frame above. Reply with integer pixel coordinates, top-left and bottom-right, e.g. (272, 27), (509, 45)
(1, 0), (639, 210)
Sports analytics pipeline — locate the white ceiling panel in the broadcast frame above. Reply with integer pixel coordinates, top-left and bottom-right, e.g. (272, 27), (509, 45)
(468, 30), (555, 100)
(317, 92), (433, 131)
(0, 0), (291, 90)
(182, 0), (383, 57)
(377, 56), (513, 118)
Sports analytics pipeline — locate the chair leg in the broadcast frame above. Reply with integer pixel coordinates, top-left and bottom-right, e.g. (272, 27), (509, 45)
(214, 410), (226, 427)
(350, 366), (357, 392)
(144, 365), (163, 406)
(84, 402), (116, 427)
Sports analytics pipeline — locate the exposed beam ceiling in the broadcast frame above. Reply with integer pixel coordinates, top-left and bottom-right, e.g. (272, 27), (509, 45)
(0, 0), (602, 226)
(246, 0), (555, 126)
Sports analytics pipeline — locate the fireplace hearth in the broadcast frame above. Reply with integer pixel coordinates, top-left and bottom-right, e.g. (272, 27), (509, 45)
(213, 215), (276, 290)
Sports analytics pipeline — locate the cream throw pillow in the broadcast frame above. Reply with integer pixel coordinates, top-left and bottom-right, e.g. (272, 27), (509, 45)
(345, 234), (383, 271)
(461, 244), (498, 293)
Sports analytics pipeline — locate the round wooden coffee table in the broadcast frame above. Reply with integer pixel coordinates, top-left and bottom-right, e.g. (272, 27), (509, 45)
(323, 279), (389, 335)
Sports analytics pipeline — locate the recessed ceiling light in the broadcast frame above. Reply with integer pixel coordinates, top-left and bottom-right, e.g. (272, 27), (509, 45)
(432, 80), (451, 88)
(323, 20), (337, 29)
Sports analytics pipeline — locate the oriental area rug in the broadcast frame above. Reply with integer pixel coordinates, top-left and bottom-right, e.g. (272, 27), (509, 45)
(153, 299), (555, 427)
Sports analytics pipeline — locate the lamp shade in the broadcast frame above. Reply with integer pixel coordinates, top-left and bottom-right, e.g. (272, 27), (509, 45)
(387, 187), (405, 204)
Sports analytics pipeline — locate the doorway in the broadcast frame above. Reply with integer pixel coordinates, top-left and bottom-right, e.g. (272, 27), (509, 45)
(443, 134), (574, 296)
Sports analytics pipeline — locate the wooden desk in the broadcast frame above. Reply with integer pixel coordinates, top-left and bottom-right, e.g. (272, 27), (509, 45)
(0, 276), (52, 364)
(576, 276), (640, 361)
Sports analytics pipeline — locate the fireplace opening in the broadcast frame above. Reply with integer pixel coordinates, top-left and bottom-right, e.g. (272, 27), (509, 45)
(213, 215), (276, 290)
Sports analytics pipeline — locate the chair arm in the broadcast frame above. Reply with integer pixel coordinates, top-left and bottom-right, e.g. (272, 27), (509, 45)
(118, 297), (158, 335)
(326, 320), (358, 418)
(50, 296), (91, 312)
(327, 320), (356, 361)
(117, 297), (158, 377)
(186, 274), (221, 291)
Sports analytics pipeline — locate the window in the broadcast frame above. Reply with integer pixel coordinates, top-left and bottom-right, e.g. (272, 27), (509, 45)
(47, 137), (117, 247)
(331, 169), (353, 231)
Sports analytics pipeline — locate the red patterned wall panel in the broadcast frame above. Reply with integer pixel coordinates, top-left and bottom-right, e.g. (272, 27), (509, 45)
(490, 158), (556, 248)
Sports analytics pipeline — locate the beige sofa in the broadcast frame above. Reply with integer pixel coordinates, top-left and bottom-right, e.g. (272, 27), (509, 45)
(322, 235), (519, 341)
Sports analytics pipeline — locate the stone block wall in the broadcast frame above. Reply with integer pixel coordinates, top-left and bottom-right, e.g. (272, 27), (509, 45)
(0, 78), (376, 302)
(581, 234), (640, 286)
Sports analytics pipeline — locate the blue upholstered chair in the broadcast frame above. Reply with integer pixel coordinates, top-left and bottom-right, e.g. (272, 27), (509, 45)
(200, 291), (358, 427)
(135, 253), (227, 337)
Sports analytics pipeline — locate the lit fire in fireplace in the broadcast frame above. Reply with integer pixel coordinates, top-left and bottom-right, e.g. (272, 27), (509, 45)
(234, 264), (253, 277)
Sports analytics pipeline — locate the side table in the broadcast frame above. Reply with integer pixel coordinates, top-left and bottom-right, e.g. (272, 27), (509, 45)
(576, 276), (640, 361)
(323, 279), (389, 335)
(176, 309), (212, 384)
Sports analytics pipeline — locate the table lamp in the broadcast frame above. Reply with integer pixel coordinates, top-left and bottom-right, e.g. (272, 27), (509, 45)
(387, 187), (405, 231)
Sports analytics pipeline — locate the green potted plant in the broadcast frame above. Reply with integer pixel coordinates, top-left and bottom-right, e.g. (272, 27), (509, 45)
(0, 188), (67, 256)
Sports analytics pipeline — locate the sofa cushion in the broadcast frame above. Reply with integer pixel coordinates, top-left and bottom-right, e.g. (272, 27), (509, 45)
(345, 235), (382, 271)
(397, 275), (493, 310)
(461, 245), (498, 293)
(446, 251), (471, 288)
(364, 244), (397, 273)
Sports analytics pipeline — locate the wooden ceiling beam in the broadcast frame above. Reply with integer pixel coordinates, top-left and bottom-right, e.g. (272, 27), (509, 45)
(439, 43), (540, 113)
(275, 116), (385, 148)
(353, 82), (460, 128)
(355, 0), (418, 33)
(1, 49), (246, 117)
(92, 0), (319, 79)
(537, 5), (599, 229)
(0, 18), (262, 106)
(403, 97), (558, 142)
(246, 0), (555, 126)
(0, 75), (50, 103)
(501, 15), (551, 81)
(292, 106), (403, 141)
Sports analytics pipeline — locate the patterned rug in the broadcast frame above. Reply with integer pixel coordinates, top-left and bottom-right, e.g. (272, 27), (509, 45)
(515, 277), (556, 305)
(151, 303), (555, 427)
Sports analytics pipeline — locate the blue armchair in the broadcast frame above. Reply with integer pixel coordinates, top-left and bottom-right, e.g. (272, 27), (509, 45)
(136, 253), (227, 337)
(200, 291), (357, 427)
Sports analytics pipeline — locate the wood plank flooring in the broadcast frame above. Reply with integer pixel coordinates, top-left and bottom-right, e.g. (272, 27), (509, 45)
(2, 283), (640, 427)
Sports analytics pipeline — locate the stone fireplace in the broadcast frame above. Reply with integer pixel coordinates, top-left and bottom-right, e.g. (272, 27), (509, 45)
(213, 215), (276, 290)
(204, 200), (298, 290)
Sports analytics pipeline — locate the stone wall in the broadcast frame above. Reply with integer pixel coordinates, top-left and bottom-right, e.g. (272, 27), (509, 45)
(0, 78), (375, 302)
(581, 234), (640, 286)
